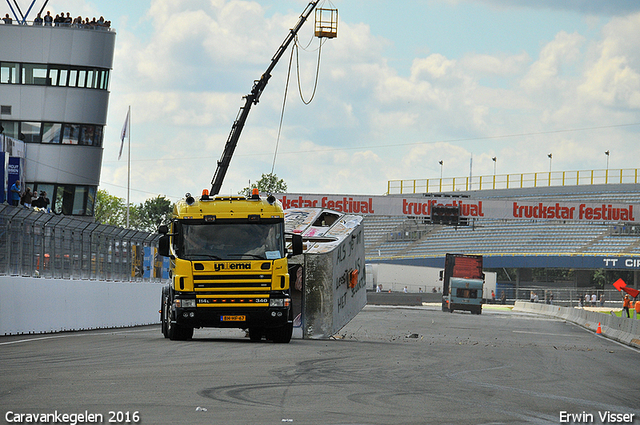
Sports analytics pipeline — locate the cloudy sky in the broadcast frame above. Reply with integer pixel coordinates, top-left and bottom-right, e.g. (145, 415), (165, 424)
(17, 0), (640, 203)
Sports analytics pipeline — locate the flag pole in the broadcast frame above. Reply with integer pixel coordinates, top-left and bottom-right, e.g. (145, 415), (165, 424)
(126, 106), (131, 227)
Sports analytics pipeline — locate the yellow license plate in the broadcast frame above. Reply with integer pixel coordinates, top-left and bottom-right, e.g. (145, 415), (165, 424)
(221, 315), (246, 322)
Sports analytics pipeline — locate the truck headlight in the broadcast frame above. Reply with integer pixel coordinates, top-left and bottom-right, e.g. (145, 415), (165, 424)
(269, 298), (291, 307)
(176, 299), (196, 308)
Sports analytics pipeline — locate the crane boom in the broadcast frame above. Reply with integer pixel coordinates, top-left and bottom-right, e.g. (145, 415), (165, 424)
(210, 1), (319, 196)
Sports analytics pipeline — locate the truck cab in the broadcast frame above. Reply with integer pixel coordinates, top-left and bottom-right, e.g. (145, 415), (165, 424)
(158, 190), (302, 342)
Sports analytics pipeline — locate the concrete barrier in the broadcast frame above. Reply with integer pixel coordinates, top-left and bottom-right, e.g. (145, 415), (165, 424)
(514, 301), (640, 349)
(367, 291), (438, 306)
(0, 276), (162, 335)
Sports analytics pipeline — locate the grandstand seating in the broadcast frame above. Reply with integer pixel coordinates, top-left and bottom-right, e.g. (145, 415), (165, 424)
(364, 183), (640, 259)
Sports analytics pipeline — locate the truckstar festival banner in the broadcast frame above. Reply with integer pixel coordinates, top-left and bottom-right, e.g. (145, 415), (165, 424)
(276, 193), (639, 224)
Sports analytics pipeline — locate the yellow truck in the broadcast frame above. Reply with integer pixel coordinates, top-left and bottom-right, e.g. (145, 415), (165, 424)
(158, 190), (302, 342)
(157, 1), (329, 342)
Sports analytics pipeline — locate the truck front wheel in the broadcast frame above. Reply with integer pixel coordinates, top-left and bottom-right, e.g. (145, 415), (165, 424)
(166, 307), (194, 341)
(268, 323), (293, 343)
(248, 327), (263, 342)
(168, 318), (193, 341)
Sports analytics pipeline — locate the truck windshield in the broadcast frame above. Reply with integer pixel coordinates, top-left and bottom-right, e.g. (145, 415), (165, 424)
(179, 221), (285, 261)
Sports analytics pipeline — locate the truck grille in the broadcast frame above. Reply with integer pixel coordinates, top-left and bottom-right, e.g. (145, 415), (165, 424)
(193, 273), (271, 290)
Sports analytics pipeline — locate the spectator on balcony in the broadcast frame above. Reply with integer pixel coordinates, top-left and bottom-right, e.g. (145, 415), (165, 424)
(44, 11), (53, 26)
(33, 191), (50, 212)
(20, 187), (34, 208)
(34, 13), (43, 25)
(10, 180), (21, 206)
(2, 13), (12, 24)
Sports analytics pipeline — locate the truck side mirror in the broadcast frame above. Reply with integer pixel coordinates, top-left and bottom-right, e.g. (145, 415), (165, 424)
(158, 224), (169, 235)
(291, 234), (303, 256)
(158, 234), (170, 257)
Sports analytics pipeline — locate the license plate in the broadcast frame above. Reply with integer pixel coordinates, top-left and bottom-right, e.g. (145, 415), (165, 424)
(221, 315), (246, 322)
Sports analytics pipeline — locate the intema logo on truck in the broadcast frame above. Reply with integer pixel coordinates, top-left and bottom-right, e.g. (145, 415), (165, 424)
(214, 263), (252, 272)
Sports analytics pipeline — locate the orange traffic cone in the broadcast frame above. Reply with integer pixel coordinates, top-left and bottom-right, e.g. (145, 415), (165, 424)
(596, 322), (602, 334)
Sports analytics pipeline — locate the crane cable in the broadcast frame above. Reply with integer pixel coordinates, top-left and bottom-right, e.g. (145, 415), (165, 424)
(270, 44), (296, 175)
(271, 35), (325, 174)
(295, 35), (324, 105)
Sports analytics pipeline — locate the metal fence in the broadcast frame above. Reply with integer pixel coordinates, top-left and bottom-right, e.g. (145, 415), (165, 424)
(502, 287), (627, 309)
(0, 204), (161, 281)
(388, 168), (640, 194)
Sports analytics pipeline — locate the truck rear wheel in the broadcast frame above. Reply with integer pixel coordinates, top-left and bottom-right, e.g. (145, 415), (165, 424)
(161, 288), (169, 338)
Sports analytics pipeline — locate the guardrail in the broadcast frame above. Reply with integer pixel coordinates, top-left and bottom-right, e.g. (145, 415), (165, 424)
(388, 168), (640, 194)
(513, 301), (640, 348)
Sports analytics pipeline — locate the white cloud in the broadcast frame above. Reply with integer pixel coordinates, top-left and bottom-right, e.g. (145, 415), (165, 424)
(460, 52), (530, 76)
(99, 1), (640, 204)
(578, 13), (640, 108)
(520, 31), (585, 92)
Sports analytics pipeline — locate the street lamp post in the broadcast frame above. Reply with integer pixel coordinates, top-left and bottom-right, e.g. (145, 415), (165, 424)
(492, 156), (497, 189)
(547, 153), (552, 186)
(439, 160), (443, 192)
(605, 150), (610, 183)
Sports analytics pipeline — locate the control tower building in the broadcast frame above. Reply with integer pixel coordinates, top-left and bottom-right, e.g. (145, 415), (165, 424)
(0, 11), (115, 217)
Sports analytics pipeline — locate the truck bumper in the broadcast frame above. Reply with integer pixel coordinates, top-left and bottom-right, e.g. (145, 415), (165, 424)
(173, 306), (291, 329)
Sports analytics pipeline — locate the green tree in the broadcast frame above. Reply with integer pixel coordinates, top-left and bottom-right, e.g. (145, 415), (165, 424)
(240, 173), (287, 197)
(592, 269), (607, 289)
(95, 190), (172, 231)
(135, 195), (173, 232)
(94, 189), (127, 226)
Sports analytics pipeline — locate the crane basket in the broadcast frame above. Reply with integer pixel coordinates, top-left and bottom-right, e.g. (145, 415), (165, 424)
(315, 8), (338, 38)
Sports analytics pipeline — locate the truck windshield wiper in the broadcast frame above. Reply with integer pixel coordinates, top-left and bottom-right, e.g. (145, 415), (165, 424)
(227, 253), (264, 259)
(189, 254), (222, 260)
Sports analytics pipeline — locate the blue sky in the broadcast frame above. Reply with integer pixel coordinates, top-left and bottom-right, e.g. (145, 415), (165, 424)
(8, 0), (640, 202)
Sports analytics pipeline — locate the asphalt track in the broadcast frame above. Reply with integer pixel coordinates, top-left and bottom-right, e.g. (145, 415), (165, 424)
(1, 305), (639, 425)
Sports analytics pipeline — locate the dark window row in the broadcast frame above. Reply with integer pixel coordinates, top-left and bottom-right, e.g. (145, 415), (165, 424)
(0, 61), (110, 90)
(0, 120), (103, 146)
(29, 182), (97, 216)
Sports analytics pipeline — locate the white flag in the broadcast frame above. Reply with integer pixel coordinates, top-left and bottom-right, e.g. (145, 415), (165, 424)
(118, 108), (130, 160)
